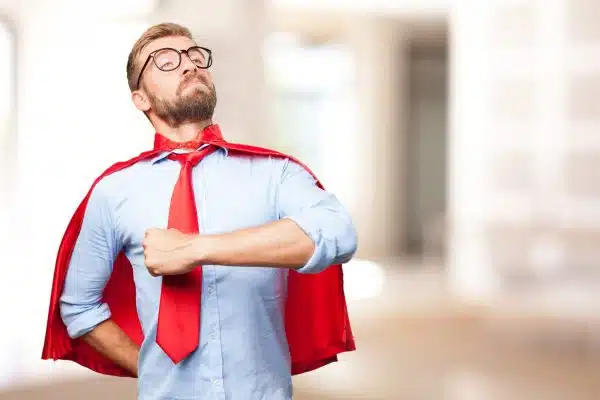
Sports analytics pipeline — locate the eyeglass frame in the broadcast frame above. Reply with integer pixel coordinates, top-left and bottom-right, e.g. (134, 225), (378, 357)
(135, 46), (213, 90)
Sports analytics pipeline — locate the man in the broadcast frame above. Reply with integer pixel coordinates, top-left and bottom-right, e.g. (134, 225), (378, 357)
(42, 22), (357, 400)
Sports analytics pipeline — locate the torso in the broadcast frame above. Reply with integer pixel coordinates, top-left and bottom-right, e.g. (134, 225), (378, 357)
(98, 149), (292, 400)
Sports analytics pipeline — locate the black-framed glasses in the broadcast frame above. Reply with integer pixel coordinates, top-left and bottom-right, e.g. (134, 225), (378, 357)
(135, 46), (213, 90)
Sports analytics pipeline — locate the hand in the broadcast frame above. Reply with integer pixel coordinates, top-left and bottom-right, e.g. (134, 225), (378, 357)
(143, 228), (199, 276)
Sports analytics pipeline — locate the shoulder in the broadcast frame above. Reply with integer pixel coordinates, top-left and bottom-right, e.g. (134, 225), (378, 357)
(226, 151), (315, 180)
(214, 150), (288, 173)
(86, 157), (150, 209)
(220, 150), (319, 186)
(91, 164), (136, 194)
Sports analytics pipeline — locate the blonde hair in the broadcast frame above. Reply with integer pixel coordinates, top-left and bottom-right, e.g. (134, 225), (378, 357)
(126, 22), (193, 92)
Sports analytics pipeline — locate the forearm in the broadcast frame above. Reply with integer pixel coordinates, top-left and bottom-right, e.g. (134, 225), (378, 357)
(194, 218), (314, 269)
(81, 319), (139, 377)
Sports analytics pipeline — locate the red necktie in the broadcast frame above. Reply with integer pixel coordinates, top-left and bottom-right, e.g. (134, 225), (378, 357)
(155, 146), (215, 363)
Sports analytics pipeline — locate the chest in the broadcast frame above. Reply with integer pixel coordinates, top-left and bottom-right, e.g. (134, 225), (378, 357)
(113, 156), (279, 250)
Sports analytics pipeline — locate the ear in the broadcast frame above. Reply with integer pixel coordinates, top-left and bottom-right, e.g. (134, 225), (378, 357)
(132, 90), (151, 112)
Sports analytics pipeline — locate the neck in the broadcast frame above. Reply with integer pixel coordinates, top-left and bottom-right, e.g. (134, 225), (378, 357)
(153, 119), (214, 143)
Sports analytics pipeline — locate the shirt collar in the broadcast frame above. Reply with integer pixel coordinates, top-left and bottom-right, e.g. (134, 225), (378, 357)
(150, 143), (228, 164)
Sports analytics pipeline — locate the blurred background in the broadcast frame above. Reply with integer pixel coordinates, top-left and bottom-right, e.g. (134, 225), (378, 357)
(1, 0), (600, 398)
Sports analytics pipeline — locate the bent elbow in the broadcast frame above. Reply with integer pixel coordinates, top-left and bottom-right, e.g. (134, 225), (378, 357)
(59, 299), (111, 339)
(335, 220), (358, 265)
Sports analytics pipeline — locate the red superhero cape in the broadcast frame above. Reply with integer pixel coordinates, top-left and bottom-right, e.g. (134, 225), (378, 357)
(41, 124), (355, 377)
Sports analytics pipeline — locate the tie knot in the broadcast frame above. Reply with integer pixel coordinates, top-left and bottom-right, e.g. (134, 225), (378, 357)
(168, 147), (213, 166)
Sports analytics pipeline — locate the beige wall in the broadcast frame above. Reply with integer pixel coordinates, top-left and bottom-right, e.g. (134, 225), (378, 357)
(346, 17), (408, 259)
(449, 0), (600, 303)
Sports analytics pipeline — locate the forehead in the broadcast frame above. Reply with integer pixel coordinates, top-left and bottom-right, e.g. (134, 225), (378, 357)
(139, 35), (197, 64)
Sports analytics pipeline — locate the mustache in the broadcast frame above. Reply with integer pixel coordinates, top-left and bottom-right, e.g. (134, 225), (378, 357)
(178, 73), (209, 92)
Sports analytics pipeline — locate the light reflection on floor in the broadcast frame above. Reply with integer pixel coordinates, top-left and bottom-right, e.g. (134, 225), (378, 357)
(342, 258), (386, 300)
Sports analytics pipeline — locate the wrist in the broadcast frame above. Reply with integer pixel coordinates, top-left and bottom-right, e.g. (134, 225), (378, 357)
(190, 234), (210, 265)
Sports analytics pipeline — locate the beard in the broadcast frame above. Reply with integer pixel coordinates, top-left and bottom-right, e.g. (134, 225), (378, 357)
(145, 75), (217, 128)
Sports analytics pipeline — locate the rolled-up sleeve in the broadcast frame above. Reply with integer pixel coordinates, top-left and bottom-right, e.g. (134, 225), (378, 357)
(59, 182), (120, 338)
(277, 159), (358, 274)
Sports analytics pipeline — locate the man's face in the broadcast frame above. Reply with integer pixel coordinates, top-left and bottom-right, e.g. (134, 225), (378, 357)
(135, 35), (217, 127)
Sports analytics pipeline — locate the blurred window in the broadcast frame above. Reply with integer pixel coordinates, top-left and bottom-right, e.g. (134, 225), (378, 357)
(265, 32), (356, 178)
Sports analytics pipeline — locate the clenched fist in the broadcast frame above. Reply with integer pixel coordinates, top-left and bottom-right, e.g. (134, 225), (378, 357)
(143, 228), (200, 276)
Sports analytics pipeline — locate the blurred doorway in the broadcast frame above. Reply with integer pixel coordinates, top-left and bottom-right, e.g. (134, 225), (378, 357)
(403, 23), (448, 261)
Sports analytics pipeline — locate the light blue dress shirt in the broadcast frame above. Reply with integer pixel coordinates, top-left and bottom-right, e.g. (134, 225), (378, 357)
(59, 144), (357, 400)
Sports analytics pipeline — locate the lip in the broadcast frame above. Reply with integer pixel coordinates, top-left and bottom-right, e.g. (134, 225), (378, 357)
(177, 77), (209, 96)
(185, 75), (204, 84)
(181, 79), (205, 90)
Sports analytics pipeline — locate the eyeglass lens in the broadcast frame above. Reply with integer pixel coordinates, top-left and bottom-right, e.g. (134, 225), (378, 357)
(154, 47), (210, 71)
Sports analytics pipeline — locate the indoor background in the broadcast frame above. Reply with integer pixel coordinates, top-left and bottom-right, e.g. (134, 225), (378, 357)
(0, 0), (599, 399)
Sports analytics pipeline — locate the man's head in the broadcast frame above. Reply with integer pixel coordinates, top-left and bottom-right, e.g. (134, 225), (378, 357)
(127, 23), (217, 128)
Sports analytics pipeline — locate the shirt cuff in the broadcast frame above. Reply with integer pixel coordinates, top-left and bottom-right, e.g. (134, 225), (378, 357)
(61, 303), (112, 339)
(284, 215), (335, 274)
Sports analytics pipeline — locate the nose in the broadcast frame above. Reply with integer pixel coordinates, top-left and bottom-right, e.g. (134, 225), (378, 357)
(179, 52), (197, 76)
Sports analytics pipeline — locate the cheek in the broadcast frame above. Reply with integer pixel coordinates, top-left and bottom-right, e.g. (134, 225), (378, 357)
(152, 80), (177, 101)
(198, 70), (213, 85)
(149, 73), (180, 98)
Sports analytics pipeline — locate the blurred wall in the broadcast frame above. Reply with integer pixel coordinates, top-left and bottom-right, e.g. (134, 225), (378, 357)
(449, 0), (600, 306)
(347, 17), (407, 260)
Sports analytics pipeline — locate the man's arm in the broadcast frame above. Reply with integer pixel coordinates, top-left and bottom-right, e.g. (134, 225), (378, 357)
(59, 183), (139, 376)
(81, 320), (139, 377)
(143, 158), (357, 276)
(193, 218), (316, 269)
(198, 158), (358, 272)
